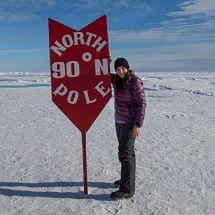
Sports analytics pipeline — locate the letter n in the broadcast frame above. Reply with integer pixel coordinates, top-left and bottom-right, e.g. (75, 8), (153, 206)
(95, 59), (108, 75)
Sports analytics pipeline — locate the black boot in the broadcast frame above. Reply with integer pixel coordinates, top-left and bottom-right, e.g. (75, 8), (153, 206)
(110, 190), (135, 200)
(114, 180), (121, 188)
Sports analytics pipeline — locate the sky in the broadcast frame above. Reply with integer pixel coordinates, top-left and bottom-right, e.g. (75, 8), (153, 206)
(0, 0), (215, 73)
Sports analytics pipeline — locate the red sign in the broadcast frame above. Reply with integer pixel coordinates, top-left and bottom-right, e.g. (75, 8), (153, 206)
(48, 15), (111, 132)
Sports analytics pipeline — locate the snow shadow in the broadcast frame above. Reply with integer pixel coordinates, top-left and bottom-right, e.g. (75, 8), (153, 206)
(0, 84), (51, 88)
(0, 181), (113, 201)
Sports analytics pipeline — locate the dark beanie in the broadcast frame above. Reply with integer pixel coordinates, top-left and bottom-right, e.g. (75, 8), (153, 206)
(114, 58), (130, 70)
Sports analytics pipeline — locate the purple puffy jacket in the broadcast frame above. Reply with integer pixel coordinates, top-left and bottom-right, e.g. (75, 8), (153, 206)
(111, 73), (146, 127)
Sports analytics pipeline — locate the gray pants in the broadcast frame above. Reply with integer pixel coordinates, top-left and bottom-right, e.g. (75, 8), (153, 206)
(115, 122), (136, 193)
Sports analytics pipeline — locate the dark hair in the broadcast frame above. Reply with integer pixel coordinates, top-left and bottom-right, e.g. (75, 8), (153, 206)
(114, 70), (132, 90)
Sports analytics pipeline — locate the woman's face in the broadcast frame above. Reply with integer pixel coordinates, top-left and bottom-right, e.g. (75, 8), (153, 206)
(116, 66), (128, 78)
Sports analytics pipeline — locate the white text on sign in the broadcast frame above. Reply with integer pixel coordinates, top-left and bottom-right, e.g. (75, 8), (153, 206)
(52, 59), (109, 78)
(50, 31), (110, 105)
(53, 81), (110, 105)
(50, 32), (107, 57)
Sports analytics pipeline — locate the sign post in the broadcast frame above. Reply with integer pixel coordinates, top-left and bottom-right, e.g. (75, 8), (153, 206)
(48, 15), (111, 194)
(81, 130), (88, 194)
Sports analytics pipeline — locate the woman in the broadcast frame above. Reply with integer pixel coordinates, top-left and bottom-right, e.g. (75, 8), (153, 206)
(110, 57), (146, 200)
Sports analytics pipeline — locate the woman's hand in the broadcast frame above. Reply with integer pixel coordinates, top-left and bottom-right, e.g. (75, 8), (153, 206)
(107, 50), (112, 62)
(132, 126), (140, 138)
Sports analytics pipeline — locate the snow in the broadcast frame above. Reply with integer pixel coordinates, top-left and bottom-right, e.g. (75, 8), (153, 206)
(0, 72), (215, 215)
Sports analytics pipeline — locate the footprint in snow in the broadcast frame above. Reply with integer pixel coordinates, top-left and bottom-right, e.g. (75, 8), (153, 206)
(164, 114), (185, 119)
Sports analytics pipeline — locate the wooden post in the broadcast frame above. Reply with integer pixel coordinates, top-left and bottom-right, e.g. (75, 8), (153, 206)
(81, 130), (88, 194)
